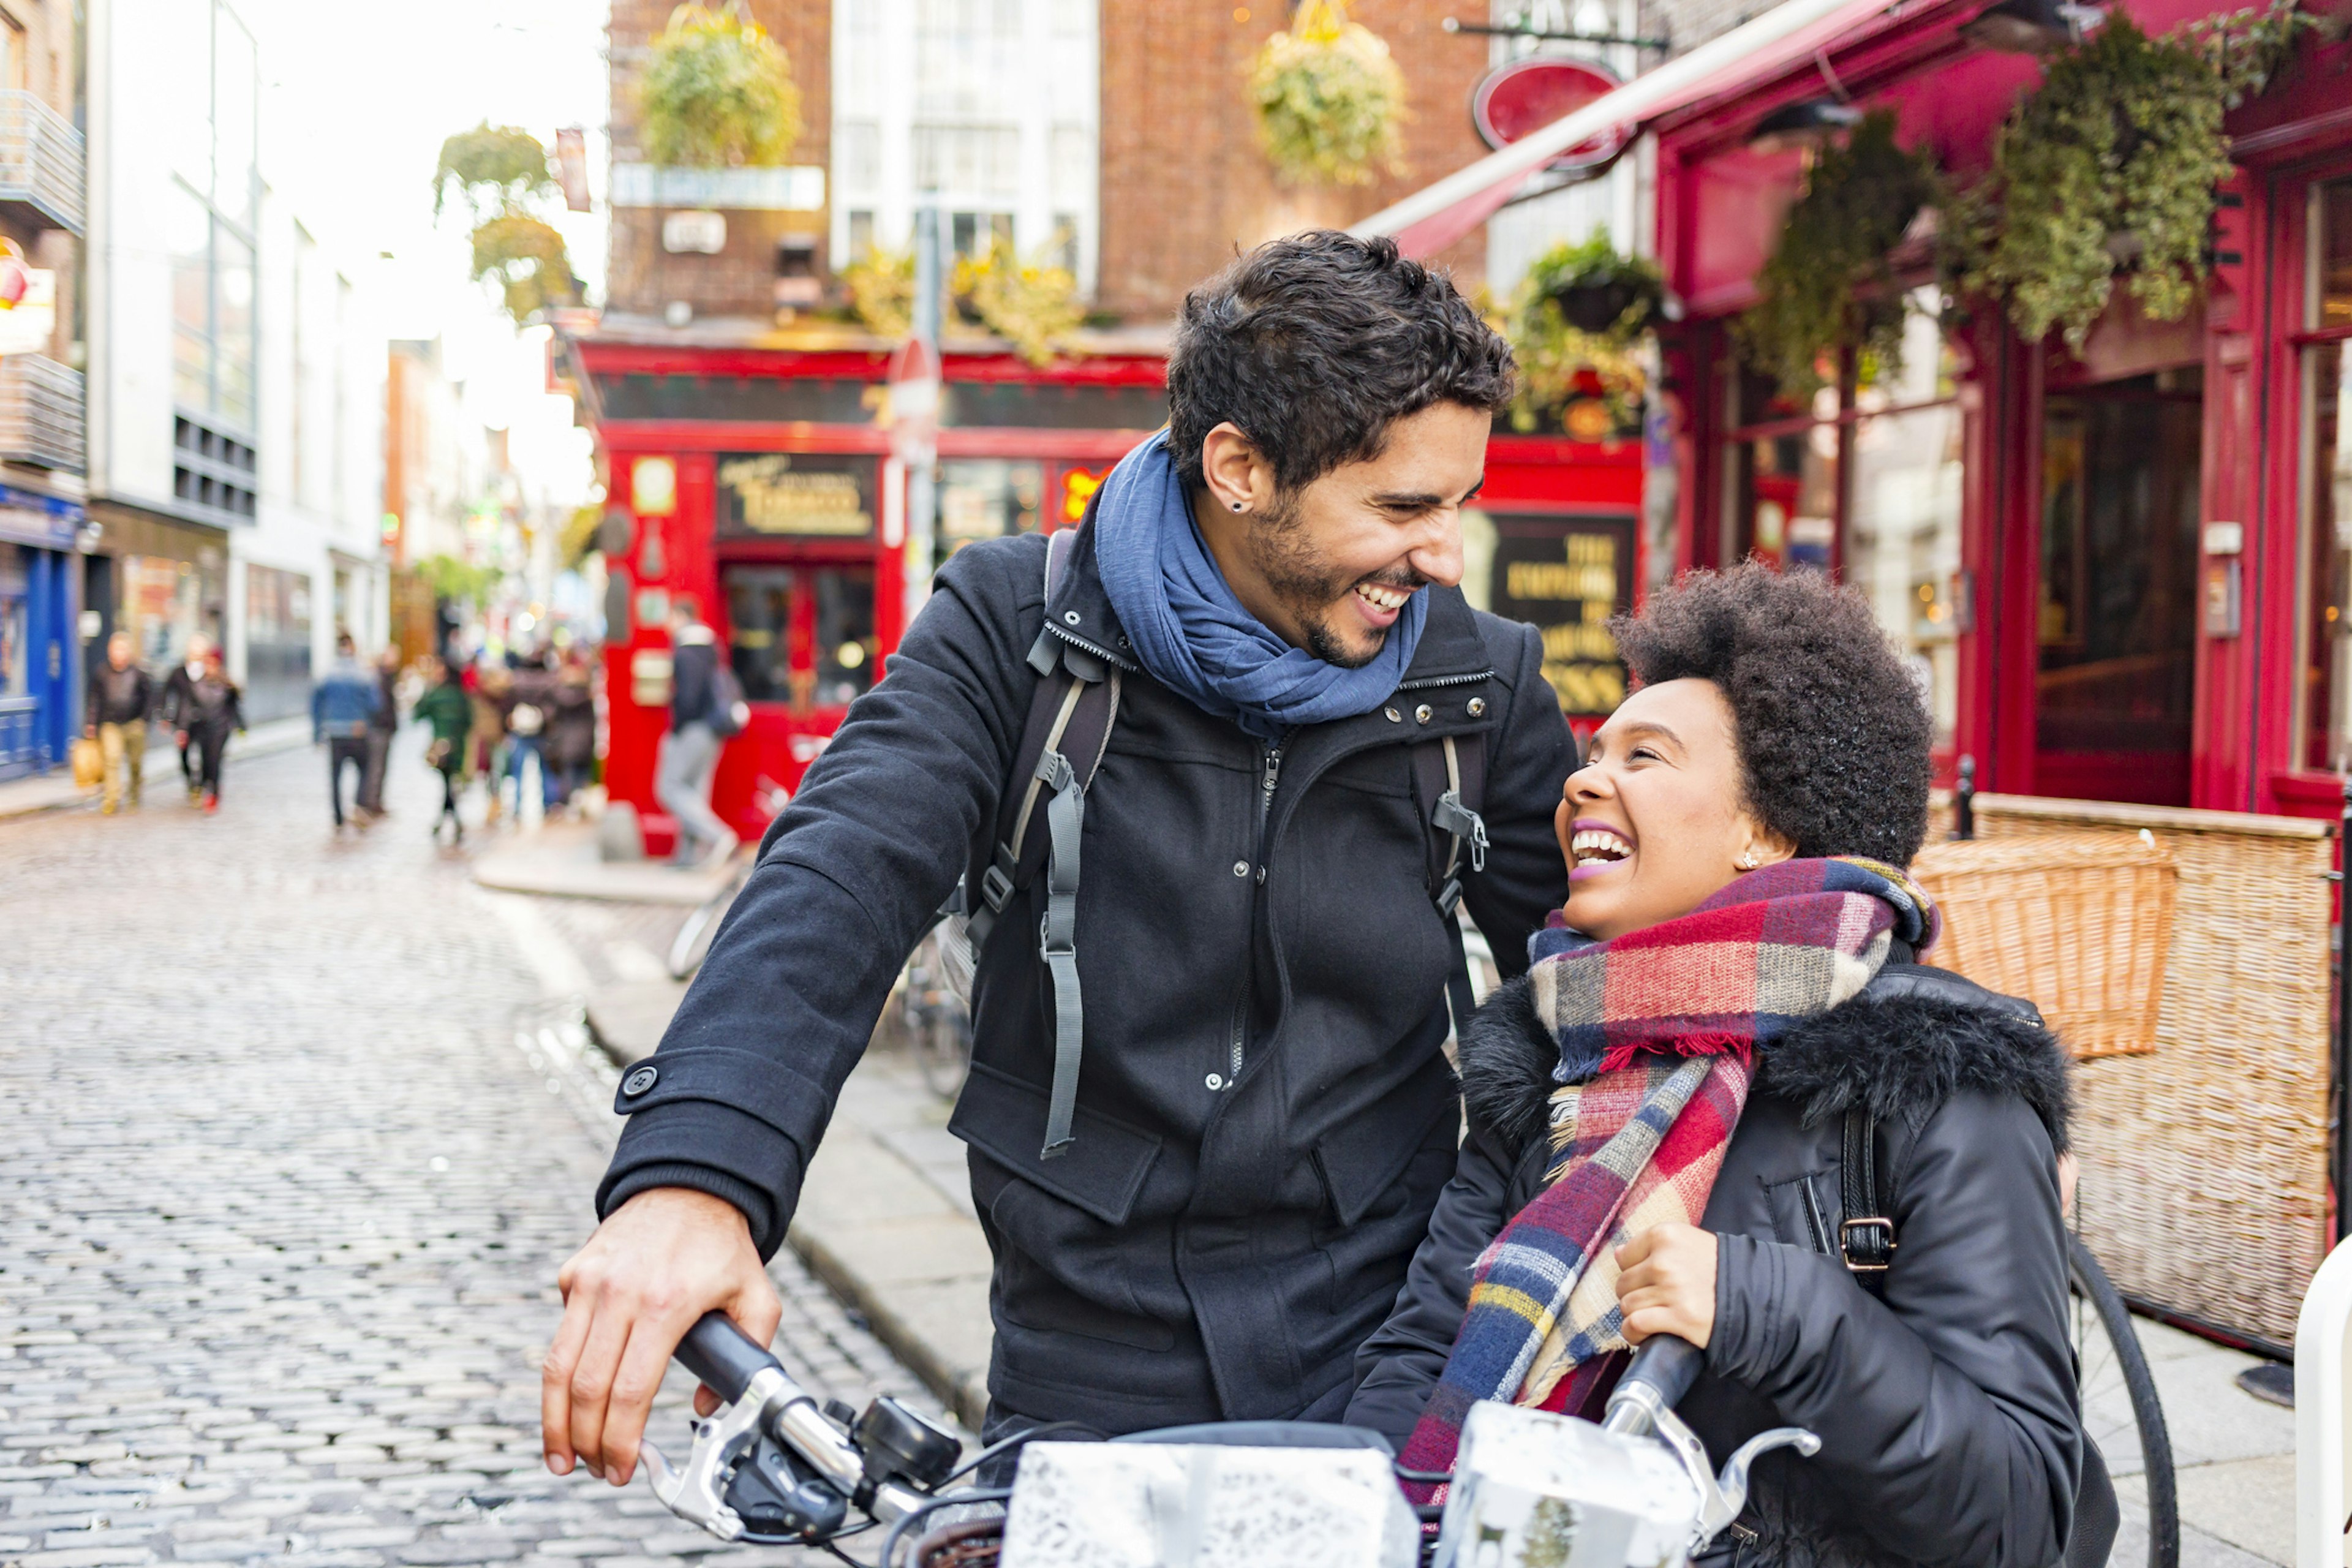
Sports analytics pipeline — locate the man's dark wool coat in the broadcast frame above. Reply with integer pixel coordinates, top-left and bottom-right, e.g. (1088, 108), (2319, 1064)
(1347, 962), (2089, 1568)
(598, 521), (1575, 1431)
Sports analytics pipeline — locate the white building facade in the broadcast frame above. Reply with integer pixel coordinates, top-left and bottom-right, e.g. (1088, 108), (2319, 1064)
(86, 0), (385, 724)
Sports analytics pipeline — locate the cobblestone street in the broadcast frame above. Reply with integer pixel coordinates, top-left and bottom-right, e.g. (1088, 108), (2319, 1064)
(0, 743), (946, 1568)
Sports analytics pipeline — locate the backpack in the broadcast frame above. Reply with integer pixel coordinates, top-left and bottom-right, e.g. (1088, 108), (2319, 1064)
(949, 522), (1491, 1162)
(707, 660), (750, 739)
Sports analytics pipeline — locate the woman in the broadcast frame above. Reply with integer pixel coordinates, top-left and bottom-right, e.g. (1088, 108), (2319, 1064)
(412, 655), (473, 844)
(1346, 564), (2089, 1568)
(543, 649), (597, 813)
(179, 647), (244, 816)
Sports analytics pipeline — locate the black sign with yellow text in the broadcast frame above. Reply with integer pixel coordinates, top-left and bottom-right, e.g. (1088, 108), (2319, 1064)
(1489, 514), (1635, 718)
(715, 453), (876, 539)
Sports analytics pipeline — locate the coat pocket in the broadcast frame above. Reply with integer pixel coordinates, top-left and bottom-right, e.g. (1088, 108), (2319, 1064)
(1311, 1056), (1459, 1229)
(948, 1059), (1164, 1227)
(1759, 1170), (1838, 1256)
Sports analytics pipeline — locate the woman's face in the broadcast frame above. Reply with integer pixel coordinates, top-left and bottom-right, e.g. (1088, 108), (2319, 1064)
(1553, 677), (1792, 941)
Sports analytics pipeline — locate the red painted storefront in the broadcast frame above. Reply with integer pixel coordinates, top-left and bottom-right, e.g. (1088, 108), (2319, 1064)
(1645, 0), (2352, 820)
(565, 328), (1648, 851)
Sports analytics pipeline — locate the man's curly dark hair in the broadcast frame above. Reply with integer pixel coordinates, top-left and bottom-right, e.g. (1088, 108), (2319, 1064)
(1166, 231), (1515, 492)
(1610, 564), (1933, 867)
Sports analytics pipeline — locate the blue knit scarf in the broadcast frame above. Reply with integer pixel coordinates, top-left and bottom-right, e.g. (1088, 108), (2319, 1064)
(1091, 433), (1427, 742)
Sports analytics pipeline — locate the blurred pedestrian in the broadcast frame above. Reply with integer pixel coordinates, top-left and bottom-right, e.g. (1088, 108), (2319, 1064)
(412, 654), (473, 844)
(503, 650), (555, 819)
(470, 661), (513, 826)
(84, 631), (155, 815)
(545, 649), (597, 813)
(181, 648), (243, 815)
(654, 596), (736, 867)
(358, 645), (400, 818)
(157, 635), (212, 803)
(312, 633), (383, 831)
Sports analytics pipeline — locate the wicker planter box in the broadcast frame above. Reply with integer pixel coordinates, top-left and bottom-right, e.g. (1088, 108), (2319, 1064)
(1917, 793), (2333, 1348)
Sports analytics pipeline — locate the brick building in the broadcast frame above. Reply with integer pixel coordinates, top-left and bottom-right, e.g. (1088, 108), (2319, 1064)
(601, 0), (1493, 328)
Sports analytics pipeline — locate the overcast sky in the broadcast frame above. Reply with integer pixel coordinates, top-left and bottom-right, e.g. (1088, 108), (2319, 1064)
(235, 0), (612, 510)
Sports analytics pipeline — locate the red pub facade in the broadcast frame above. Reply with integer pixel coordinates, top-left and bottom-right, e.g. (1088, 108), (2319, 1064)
(1641, 0), (2352, 821)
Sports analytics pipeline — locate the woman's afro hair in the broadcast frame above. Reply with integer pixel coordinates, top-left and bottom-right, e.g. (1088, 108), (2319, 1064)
(1610, 563), (1933, 867)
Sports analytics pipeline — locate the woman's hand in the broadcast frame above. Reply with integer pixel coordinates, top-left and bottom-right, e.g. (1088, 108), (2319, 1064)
(1615, 1223), (1718, 1348)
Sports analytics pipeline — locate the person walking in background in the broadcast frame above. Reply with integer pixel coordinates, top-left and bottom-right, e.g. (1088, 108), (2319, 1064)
(84, 631), (155, 815)
(654, 596), (736, 867)
(157, 635), (212, 804)
(181, 647), (243, 815)
(412, 654), (473, 845)
(470, 660), (513, 827)
(544, 648), (597, 815)
(503, 650), (555, 820)
(312, 633), (383, 832)
(358, 644), (401, 818)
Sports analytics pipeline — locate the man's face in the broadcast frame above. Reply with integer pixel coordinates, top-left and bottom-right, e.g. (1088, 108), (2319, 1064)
(1227, 402), (1487, 669)
(107, 635), (132, 670)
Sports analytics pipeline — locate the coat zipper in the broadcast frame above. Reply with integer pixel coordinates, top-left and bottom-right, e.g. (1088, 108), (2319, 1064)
(1799, 1175), (1834, 1256)
(1223, 742), (1283, 1084)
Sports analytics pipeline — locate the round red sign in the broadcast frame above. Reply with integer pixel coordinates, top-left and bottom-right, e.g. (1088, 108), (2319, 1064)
(1471, 56), (1629, 173)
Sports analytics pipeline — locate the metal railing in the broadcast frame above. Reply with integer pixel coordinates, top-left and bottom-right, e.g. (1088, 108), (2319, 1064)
(0, 90), (83, 234)
(0, 353), (84, 471)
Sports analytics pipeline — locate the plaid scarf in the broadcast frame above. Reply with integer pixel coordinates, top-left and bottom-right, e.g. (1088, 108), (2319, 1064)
(1397, 857), (1937, 1488)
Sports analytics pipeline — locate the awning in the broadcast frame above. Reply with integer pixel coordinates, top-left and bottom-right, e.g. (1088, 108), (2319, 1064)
(1353, 0), (1923, 257)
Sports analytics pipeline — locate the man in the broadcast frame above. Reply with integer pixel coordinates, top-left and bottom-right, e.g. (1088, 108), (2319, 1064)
(83, 631), (155, 815)
(358, 645), (401, 818)
(157, 635), (212, 804)
(312, 633), (383, 830)
(653, 597), (737, 866)
(183, 647), (242, 814)
(544, 233), (1573, 1485)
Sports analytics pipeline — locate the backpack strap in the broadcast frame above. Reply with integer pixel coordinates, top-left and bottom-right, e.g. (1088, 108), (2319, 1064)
(1410, 732), (1490, 1037)
(962, 524), (1120, 1160)
(1839, 1107), (1898, 1276)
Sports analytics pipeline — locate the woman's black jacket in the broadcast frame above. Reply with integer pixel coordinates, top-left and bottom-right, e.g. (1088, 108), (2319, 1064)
(1345, 962), (2084, 1568)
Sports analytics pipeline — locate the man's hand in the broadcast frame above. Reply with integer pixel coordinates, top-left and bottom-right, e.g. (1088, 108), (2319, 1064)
(543, 1187), (778, 1486)
(1615, 1223), (1718, 1349)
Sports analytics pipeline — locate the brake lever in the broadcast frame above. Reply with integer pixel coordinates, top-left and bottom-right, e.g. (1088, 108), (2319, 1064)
(642, 1364), (793, 1541)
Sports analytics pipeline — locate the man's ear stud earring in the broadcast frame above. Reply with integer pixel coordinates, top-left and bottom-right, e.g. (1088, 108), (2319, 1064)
(1231, 500), (1245, 512)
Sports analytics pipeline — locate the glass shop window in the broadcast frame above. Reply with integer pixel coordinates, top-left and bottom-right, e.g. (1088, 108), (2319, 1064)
(2300, 176), (2352, 770)
(725, 566), (799, 707)
(1724, 295), (1966, 740)
(813, 567), (878, 708)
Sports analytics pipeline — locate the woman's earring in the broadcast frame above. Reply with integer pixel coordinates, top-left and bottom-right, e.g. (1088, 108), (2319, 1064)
(1737, 849), (1761, 870)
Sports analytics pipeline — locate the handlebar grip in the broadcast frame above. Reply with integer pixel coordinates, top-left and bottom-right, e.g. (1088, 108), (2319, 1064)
(676, 1311), (782, 1406)
(1618, 1335), (1703, 1411)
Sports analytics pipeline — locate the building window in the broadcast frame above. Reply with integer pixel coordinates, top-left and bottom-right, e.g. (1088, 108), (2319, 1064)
(242, 562), (314, 725)
(721, 563), (878, 710)
(832, 0), (1101, 293)
(1724, 295), (1966, 742)
(169, 1), (259, 435)
(2299, 176), (2352, 770)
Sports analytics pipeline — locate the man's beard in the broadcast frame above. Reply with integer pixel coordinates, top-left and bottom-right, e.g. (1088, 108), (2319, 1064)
(1242, 491), (1425, 669)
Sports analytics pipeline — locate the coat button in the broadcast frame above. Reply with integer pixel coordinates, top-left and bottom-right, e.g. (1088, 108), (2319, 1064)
(621, 1065), (658, 1098)
(1415, 704), (1433, 723)
(1205, 1073), (1224, 1091)
(1232, 861), (1250, 877)
(1384, 707), (1401, 722)
(1468, 698), (1487, 717)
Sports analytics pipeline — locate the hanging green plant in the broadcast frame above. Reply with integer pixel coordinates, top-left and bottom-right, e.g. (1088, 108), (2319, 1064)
(639, 1), (803, 168)
(470, 215), (579, 326)
(1734, 110), (1940, 396)
(1247, 0), (1408, 187)
(432, 124), (555, 222)
(956, 238), (1085, 366)
(1961, 1), (2322, 349)
(1502, 233), (1658, 435)
(842, 246), (914, 339)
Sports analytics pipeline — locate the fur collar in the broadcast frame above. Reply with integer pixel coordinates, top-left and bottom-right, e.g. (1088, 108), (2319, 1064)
(1458, 962), (2071, 1160)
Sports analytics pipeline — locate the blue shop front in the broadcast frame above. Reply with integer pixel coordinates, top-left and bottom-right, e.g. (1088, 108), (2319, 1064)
(0, 484), (87, 780)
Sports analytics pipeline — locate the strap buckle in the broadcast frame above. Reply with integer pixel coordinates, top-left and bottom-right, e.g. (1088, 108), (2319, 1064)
(1433, 790), (1489, 874)
(1434, 876), (1464, 918)
(979, 861), (1016, 914)
(1840, 1217), (1896, 1272)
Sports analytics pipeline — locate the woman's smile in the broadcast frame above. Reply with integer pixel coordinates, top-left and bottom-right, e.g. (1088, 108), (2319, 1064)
(1568, 818), (1634, 882)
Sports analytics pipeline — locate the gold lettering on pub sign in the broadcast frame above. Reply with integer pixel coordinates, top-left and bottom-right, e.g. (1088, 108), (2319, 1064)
(718, 455), (872, 537)
(1506, 532), (1626, 717)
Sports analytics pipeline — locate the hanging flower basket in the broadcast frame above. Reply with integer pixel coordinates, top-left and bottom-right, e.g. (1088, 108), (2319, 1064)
(1248, 0), (1408, 188)
(1532, 233), (1667, 336)
(954, 239), (1085, 367)
(1502, 234), (1657, 438)
(639, 1), (804, 169)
